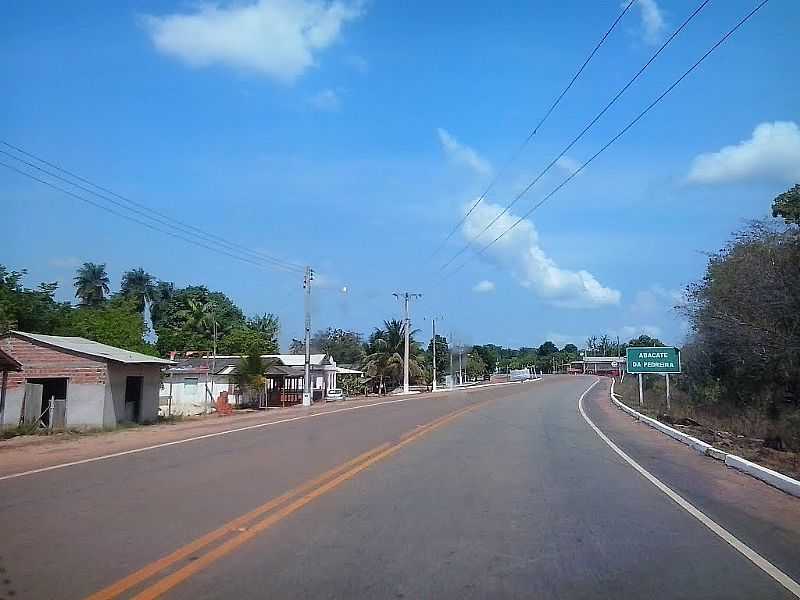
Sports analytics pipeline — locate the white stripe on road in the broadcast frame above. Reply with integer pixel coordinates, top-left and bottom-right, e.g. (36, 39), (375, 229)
(578, 378), (800, 598)
(0, 380), (528, 482)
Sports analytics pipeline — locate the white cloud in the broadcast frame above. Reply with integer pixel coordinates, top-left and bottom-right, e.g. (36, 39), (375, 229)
(48, 257), (81, 269)
(555, 155), (581, 176)
(687, 121), (800, 185)
(472, 280), (495, 293)
(462, 200), (621, 308)
(143, 0), (364, 83)
(437, 128), (492, 176)
(309, 88), (340, 111)
(628, 0), (666, 46)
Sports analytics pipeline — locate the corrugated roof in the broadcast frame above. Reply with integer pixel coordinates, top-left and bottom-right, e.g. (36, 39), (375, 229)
(10, 331), (174, 365)
(268, 354), (327, 367)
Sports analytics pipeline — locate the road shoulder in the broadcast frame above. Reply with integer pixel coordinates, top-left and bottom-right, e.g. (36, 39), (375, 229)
(582, 378), (800, 586)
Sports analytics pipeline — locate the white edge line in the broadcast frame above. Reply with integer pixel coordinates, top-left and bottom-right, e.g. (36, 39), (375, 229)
(0, 379), (524, 482)
(578, 377), (800, 598)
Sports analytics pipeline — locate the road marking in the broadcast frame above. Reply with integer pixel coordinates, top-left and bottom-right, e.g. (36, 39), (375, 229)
(83, 442), (392, 600)
(85, 398), (495, 600)
(578, 378), (800, 598)
(0, 386), (507, 482)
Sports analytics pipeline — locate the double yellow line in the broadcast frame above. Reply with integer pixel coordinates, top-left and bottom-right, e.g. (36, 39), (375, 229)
(86, 398), (491, 600)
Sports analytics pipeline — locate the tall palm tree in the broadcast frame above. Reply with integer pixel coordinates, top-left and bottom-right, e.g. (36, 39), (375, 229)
(74, 262), (110, 307)
(120, 268), (156, 313)
(361, 320), (422, 393)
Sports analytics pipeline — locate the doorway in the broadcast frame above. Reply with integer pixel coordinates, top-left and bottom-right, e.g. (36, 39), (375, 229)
(27, 378), (67, 427)
(124, 376), (143, 422)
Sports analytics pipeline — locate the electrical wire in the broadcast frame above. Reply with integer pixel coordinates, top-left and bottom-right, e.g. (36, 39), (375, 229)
(430, 0), (637, 259)
(1, 160), (304, 275)
(0, 141), (306, 273)
(444, 0), (772, 280)
(439, 0), (711, 272)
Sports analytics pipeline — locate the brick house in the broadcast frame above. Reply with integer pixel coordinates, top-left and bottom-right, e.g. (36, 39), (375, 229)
(0, 331), (174, 429)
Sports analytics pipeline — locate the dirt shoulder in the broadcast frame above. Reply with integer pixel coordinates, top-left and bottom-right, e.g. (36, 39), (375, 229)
(614, 376), (800, 481)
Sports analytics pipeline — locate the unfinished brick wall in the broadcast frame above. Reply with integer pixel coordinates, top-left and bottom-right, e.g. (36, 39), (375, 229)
(0, 335), (107, 390)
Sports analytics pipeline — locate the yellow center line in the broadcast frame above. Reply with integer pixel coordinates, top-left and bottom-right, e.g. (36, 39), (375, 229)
(127, 399), (492, 600)
(84, 442), (392, 600)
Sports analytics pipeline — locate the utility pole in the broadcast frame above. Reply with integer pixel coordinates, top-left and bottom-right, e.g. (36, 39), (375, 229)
(431, 317), (438, 392)
(449, 332), (454, 389)
(393, 292), (421, 394)
(303, 266), (314, 406)
(458, 346), (463, 385)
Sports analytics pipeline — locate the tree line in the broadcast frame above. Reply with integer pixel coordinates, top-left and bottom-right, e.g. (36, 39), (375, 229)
(677, 184), (800, 449)
(0, 263), (279, 356)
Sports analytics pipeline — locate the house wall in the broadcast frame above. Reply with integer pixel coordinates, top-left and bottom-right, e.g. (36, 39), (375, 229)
(0, 336), (107, 428)
(161, 375), (233, 416)
(106, 363), (162, 426)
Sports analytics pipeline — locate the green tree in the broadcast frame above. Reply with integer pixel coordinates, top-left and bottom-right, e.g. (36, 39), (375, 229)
(466, 352), (488, 380)
(120, 268), (156, 313)
(627, 334), (664, 347)
(74, 262), (110, 307)
(154, 286), (246, 354)
(312, 328), (365, 364)
(218, 315), (280, 356)
(57, 296), (155, 354)
(537, 341), (559, 356)
(563, 343), (579, 355)
(0, 266), (71, 334)
(471, 344), (497, 374)
(362, 319), (422, 393)
(426, 334), (450, 378)
(772, 183), (800, 226)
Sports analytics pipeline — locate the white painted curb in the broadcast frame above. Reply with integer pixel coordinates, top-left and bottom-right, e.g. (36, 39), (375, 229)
(609, 379), (800, 499)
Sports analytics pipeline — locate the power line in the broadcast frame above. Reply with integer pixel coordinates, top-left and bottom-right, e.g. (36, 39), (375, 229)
(430, 0), (637, 259)
(0, 141), (306, 273)
(445, 0), (771, 280)
(1, 160), (304, 274)
(439, 0), (711, 272)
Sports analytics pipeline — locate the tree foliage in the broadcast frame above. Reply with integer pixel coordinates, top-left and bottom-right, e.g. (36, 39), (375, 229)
(311, 327), (365, 364)
(772, 183), (800, 226)
(681, 219), (800, 420)
(74, 262), (110, 306)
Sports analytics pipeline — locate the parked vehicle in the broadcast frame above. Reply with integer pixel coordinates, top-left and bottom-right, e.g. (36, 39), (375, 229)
(326, 388), (344, 401)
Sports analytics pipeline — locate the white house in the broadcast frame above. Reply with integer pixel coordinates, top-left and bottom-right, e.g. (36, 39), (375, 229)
(161, 353), (356, 416)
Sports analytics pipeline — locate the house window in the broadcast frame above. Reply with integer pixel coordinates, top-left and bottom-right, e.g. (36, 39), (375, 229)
(184, 377), (199, 396)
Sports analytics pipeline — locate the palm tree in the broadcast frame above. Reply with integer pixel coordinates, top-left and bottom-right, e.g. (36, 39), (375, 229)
(120, 268), (156, 313)
(74, 262), (110, 306)
(361, 320), (422, 394)
(180, 298), (216, 336)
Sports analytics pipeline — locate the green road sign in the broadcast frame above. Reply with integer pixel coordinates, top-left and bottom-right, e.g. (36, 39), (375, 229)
(626, 346), (681, 374)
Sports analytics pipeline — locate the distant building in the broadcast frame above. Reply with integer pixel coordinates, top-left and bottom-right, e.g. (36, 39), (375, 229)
(567, 356), (626, 377)
(0, 331), (174, 429)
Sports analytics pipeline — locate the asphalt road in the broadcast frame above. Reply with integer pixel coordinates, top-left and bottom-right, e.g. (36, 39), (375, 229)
(1, 376), (798, 599)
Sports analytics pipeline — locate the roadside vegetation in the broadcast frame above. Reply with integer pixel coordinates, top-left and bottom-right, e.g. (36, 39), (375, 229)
(612, 185), (800, 479)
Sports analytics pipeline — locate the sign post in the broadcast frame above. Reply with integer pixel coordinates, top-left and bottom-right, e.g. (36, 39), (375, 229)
(626, 347), (681, 409)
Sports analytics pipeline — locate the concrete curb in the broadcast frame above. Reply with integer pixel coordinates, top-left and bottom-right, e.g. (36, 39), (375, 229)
(609, 379), (800, 499)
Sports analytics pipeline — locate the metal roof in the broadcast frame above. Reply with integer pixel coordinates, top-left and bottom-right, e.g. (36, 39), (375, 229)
(0, 347), (22, 371)
(9, 331), (175, 365)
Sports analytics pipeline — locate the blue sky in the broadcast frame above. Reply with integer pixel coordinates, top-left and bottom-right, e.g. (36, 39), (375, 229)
(3, 0), (799, 351)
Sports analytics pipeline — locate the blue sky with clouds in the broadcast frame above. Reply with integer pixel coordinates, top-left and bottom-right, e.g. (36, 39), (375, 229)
(3, 0), (799, 351)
